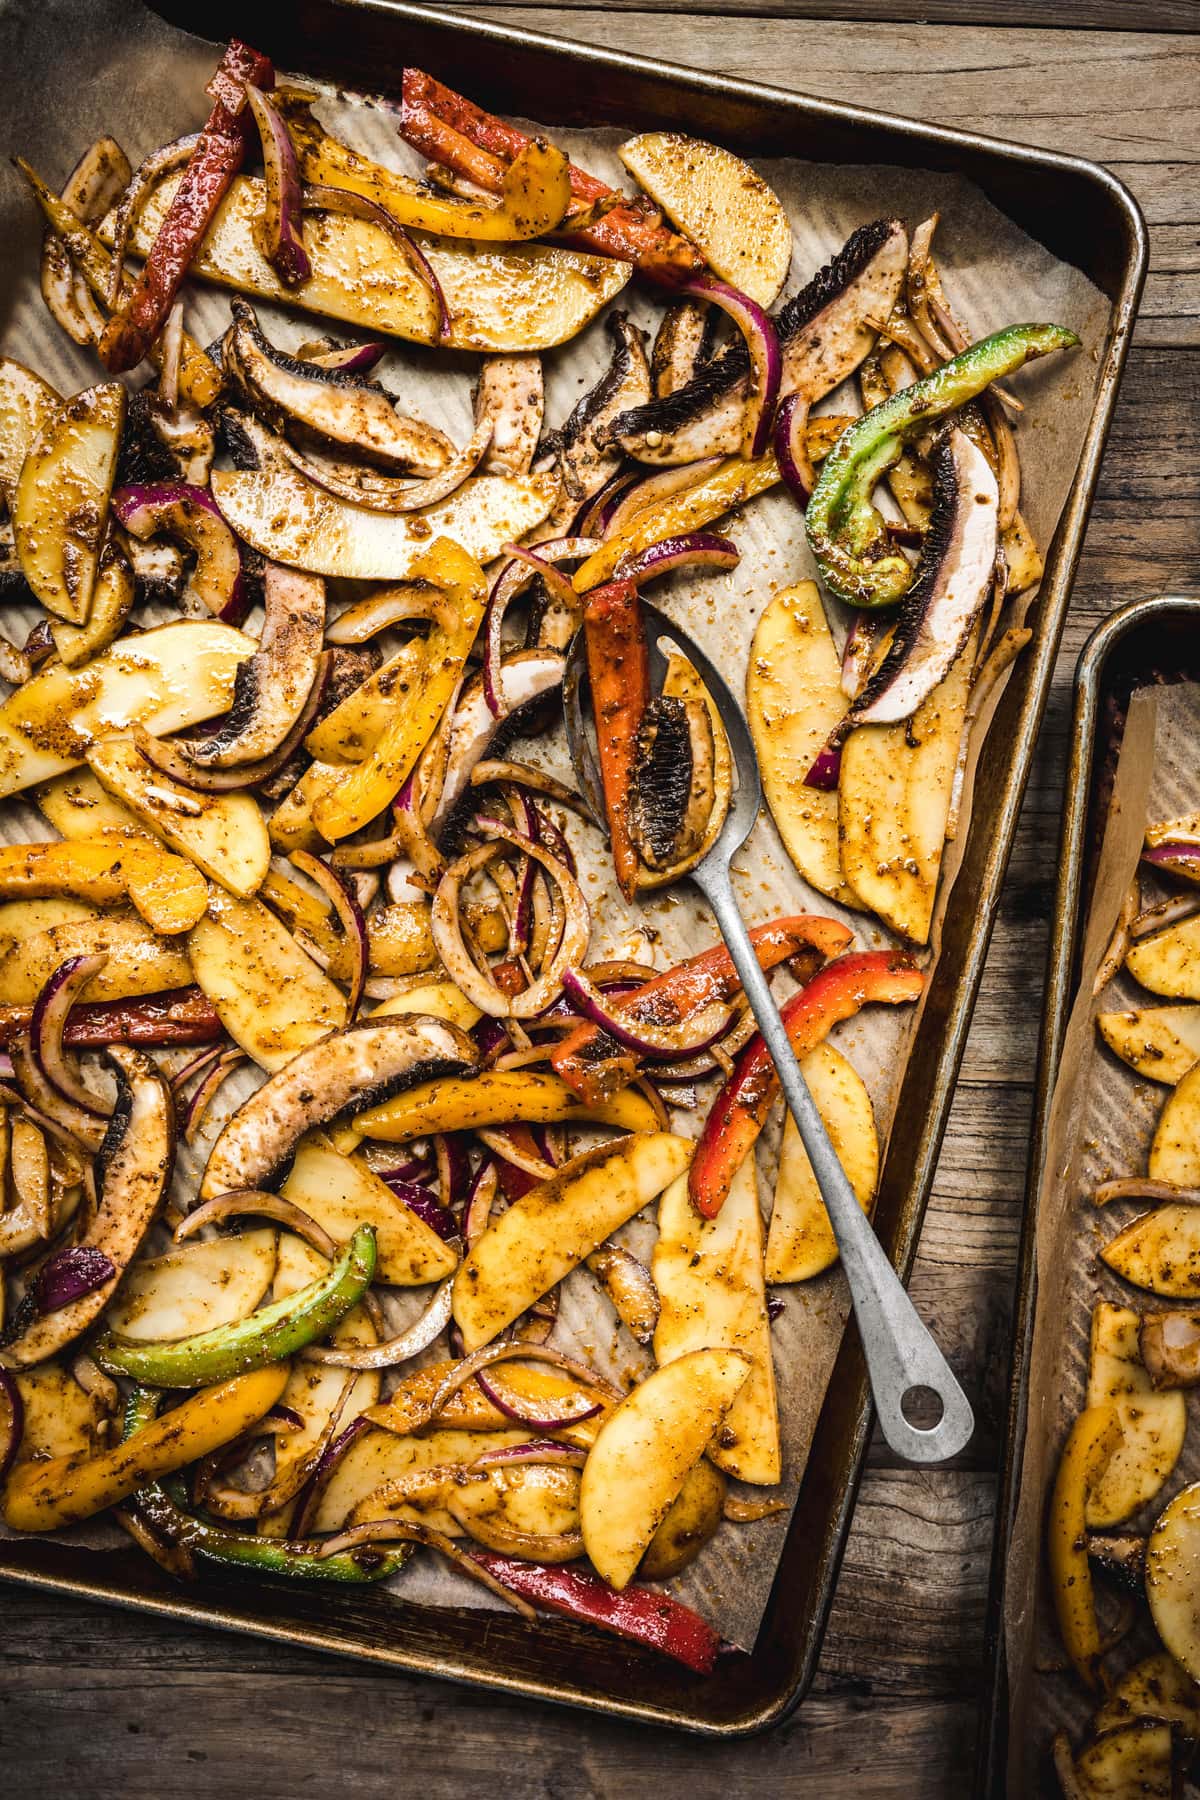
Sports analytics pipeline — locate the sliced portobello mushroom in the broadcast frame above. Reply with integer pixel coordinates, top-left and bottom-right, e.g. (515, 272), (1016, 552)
(1140, 1311), (1200, 1389)
(629, 693), (715, 871)
(543, 311), (650, 509)
(224, 301), (454, 477)
(611, 217), (908, 465)
(839, 427), (999, 731)
(430, 650), (566, 842)
(651, 299), (721, 400)
(1087, 1532), (1148, 1595)
(178, 561), (326, 768)
(199, 1015), (478, 1201)
(2, 1045), (175, 1368)
(475, 355), (544, 477)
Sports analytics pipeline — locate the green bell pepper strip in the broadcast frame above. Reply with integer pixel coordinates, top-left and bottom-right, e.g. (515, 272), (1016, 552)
(804, 322), (1079, 607)
(94, 1225), (377, 1387)
(120, 1386), (406, 1583)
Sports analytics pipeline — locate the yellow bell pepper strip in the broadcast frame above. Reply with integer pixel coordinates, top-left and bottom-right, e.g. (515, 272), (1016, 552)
(1048, 1403), (1124, 1690)
(1, 1366), (288, 1532)
(805, 322), (1078, 607)
(583, 578), (649, 902)
(281, 99), (572, 243)
(688, 950), (925, 1219)
(15, 160), (224, 408)
(92, 1226), (377, 1388)
(353, 1069), (661, 1144)
(0, 836), (207, 936)
(312, 539), (487, 843)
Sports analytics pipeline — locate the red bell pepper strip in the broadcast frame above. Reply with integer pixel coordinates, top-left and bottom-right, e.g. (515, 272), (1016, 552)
(98, 40), (273, 373)
(469, 1551), (721, 1673)
(583, 578), (649, 903)
(688, 950), (925, 1219)
(0, 986), (222, 1050)
(552, 915), (854, 1106)
(398, 69), (705, 285)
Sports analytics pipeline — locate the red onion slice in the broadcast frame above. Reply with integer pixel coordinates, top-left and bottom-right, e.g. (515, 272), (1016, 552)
(183, 1048), (246, 1144)
(804, 740), (843, 791)
(560, 965), (733, 1059)
(841, 612), (881, 700)
(468, 1439), (587, 1470)
(30, 954), (112, 1117)
(303, 183), (450, 341)
(575, 469), (638, 537)
(133, 651), (332, 794)
(614, 530), (739, 589)
(600, 459), (724, 544)
(302, 339), (386, 374)
(326, 584), (452, 644)
(170, 1042), (229, 1096)
(290, 1413), (371, 1539)
(10, 1032), (106, 1151)
(773, 391), (815, 507)
(175, 1189), (339, 1261)
(1144, 842), (1200, 884)
(302, 1277), (453, 1370)
(290, 849), (368, 1017)
(462, 1158), (498, 1245)
(35, 1244), (116, 1313)
(482, 537), (598, 718)
(245, 84), (311, 286)
(0, 1369), (24, 1481)
(677, 274), (781, 457)
(474, 1367), (602, 1431)
(112, 481), (248, 622)
(381, 1174), (459, 1244)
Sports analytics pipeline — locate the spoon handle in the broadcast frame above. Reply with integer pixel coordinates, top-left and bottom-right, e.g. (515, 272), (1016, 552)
(694, 863), (974, 1463)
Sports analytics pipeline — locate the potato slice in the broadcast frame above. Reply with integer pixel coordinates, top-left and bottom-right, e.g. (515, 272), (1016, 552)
(1098, 1005), (1200, 1086)
(366, 1359), (602, 1441)
(38, 768), (143, 839)
(354, 1068), (662, 1144)
(1094, 1649), (1200, 1737)
(639, 1459), (726, 1580)
(210, 462), (556, 584)
(371, 980), (482, 1031)
(87, 736), (270, 897)
(618, 133), (791, 307)
(14, 1363), (106, 1464)
(1127, 915), (1200, 1001)
(13, 382), (124, 622)
(103, 1229), (278, 1343)
(0, 911), (191, 1006)
(311, 1425), (532, 1533)
(580, 1348), (750, 1589)
(765, 1043), (878, 1281)
(746, 581), (855, 906)
(1072, 1722), (1175, 1799)
(107, 172), (631, 352)
(0, 836), (206, 937)
(444, 1463), (582, 1554)
(0, 896), (99, 962)
(0, 620), (254, 799)
(453, 1132), (691, 1350)
(188, 889), (346, 1072)
(0, 356), (58, 505)
(1100, 1204), (1200, 1298)
(839, 632), (974, 943)
(1149, 1482), (1200, 1683)
(1084, 1303), (1185, 1527)
(280, 1139), (457, 1287)
(653, 1158), (780, 1484)
(1149, 1062), (1200, 1184)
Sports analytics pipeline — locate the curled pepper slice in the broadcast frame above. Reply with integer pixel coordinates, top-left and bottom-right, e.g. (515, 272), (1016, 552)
(1048, 1403), (1123, 1690)
(688, 950), (925, 1219)
(583, 577), (649, 902)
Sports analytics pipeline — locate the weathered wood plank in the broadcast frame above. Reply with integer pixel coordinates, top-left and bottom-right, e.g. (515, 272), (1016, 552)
(467, 0), (1197, 28)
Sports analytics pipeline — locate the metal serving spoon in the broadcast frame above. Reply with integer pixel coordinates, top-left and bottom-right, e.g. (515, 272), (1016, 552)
(563, 601), (974, 1463)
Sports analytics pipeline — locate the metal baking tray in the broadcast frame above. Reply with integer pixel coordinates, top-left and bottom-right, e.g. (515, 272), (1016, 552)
(976, 594), (1200, 1793)
(0, 0), (1146, 1736)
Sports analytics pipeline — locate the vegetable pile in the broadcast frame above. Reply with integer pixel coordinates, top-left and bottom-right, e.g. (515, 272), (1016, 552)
(0, 40), (1076, 1665)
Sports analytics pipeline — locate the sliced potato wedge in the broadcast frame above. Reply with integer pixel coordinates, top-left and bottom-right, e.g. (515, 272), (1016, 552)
(1072, 1721), (1175, 1799)
(747, 581), (855, 905)
(453, 1132), (691, 1350)
(38, 767), (143, 840)
(13, 382), (124, 623)
(1148, 1482), (1200, 1684)
(0, 836), (206, 937)
(0, 895), (99, 962)
(441, 1464), (581, 1553)
(579, 1348), (750, 1589)
(1098, 1005), (1200, 1086)
(87, 736), (270, 897)
(1094, 1649), (1200, 1737)
(839, 632), (974, 943)
(281, 1139), (457, 1287)
(187, 889), (346, 1073)
(14, 1363), (106, 1464)
(1084, 1302), (1185, 1527)
(1150, 1063), (1200, 1184)
(107, 172), (631, 352)
(310, 1425), (531, 1534)
(0, 356), (59, 506)
(0, 911), (191, 1006)
(0, 620), (253, 800)
(103, 1229), (278, 1343)
(371, 980), (482, 1031)
(653, 1157), (780, 1484)
(640, 1459), (726, 1580)
(1127, 915), (1200, 1002)
(618, 133), (791, 308)
(210, 462), (556, 583)
(354, 1068), (662, 1144)
(766, 1043), (878, 1282)
(1101, 1204), (1200, 1298)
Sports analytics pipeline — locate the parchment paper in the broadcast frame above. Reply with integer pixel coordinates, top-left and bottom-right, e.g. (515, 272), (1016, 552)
(1003, 680), (1200, 1794)
(0, 0), (1107, 1651)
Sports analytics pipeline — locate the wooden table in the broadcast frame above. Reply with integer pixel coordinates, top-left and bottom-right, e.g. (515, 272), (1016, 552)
(4, 4), (1197, 1793)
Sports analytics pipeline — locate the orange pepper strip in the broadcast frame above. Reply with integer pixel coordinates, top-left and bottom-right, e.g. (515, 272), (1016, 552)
(582, 578), (649, 903)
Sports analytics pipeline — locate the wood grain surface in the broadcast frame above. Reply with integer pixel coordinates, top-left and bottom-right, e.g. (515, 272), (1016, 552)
(2, 7), (1198, 1796)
